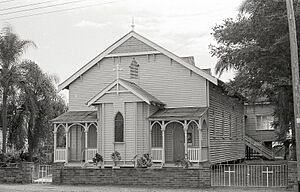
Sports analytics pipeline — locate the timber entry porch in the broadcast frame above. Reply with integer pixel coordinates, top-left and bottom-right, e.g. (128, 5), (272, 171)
(51, 111), (98, 163)
(149, 107), (209, 164)
(211, 164), (288, 187)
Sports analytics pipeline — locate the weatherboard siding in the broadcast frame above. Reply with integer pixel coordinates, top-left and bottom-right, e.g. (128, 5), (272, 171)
(208, 83), (245, 164)
(245, 104), (275, 142)
(136, 102), (150, 155)
(68, 38), (207, 111)
(97, 105), (102, 156)
(103, 103), (114, 161)
(125, 102), (135, 160)
(95, 92), (142, 104)
(110, 36), (156, 54)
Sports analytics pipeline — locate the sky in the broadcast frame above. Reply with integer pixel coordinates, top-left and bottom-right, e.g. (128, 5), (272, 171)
(0, 0), (244, 101)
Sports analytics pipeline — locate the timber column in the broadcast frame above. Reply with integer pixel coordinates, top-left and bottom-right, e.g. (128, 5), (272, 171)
(161, 122), (166, 164)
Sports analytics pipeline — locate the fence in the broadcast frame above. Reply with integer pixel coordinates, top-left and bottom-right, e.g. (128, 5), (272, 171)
(32, 164), (52, 183)
(211, 164), (287, 187)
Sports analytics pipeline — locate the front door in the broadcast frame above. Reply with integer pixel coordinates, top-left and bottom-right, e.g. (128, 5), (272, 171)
(69, 125), (84, 161)
(173, 124), (185, 161)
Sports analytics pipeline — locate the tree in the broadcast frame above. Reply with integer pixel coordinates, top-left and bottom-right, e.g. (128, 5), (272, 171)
(210, 0), (300, 159)
(0, 26), (35, 153)
(16, 60), (67, 159)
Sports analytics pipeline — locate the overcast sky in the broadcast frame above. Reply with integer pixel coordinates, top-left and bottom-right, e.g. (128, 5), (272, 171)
(0, 0), (244, 100)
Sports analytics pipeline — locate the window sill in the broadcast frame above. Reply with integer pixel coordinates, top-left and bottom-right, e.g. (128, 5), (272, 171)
(114, 142), (125, 144)
(256, 129), (275, 131)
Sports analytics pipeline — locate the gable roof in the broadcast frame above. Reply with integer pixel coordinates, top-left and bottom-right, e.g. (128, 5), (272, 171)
(58, 31), (218, 91)
(87, 78), (164, 106)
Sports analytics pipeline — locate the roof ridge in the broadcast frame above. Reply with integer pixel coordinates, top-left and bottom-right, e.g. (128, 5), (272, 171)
(58, 30), (217, 91)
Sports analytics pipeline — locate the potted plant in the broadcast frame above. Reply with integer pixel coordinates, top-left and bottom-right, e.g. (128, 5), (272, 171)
(92, 153), (103, 168)
(175, 155), (193, 169)
(111, 151), (121, 168)
(136, 153), (152, 168)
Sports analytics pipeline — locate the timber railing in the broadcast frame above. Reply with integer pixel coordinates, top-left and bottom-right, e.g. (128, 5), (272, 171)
(244, 135), (274, 160)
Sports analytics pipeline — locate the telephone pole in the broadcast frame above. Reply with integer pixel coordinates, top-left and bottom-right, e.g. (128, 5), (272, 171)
(286, 0), (300, 191)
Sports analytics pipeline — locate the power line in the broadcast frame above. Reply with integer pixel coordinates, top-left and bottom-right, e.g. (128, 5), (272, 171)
(0, 0), (17, 4)
(0, 0), (61, 12)
(1, 1), (119, 21)
(0, 0), (90, 16)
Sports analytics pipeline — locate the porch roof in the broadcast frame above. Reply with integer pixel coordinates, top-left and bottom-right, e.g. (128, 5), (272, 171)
(87, 78), (165, 106)
(51, 111), (97, 123)
(149, 107), (208, 120)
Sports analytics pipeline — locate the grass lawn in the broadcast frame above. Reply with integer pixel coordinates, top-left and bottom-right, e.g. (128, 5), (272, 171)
(0, 184), (291, 192)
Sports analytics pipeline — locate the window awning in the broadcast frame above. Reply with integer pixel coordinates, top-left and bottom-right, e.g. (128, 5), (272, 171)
(51, 111), (97, 123)
(149, 107), (208, 121)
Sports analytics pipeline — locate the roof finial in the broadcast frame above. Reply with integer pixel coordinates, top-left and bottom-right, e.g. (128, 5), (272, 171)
(131, 17), (135, 31)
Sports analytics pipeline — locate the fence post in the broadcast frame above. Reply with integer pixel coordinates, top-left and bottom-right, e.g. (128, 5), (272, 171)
(246, 165), (250, 187)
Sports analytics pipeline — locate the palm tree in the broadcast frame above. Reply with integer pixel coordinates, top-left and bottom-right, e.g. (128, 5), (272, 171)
(0, 26), (35, 153)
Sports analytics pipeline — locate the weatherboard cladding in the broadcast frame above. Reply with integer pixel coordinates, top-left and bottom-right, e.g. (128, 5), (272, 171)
(109, 36), (156, 54)
(59, 31), (217, 92)
(69, 53), (208, 111)
(208, 83), (245, 164)
(245, 104), (275, 142)
(95, 92), (142, 104)
(90, 78), (164, 106)
(103, 103), (114, 161)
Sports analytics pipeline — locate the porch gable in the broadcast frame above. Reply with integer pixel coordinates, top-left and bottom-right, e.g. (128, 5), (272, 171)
(87, 78), (164, 106)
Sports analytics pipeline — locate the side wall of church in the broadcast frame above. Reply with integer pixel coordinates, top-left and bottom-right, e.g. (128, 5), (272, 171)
(208, 83), (245, 164)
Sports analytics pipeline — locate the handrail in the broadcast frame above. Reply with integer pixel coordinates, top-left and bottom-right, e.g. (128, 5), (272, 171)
(245, 135), (274, 159)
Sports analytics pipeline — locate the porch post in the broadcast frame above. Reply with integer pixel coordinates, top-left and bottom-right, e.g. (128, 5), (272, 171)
(53, 130), (57, 162)
(85, 130), (88, 162)
(65, 124), (69, 163)
(161, 121), (166, 164)
(53, 124), (57, 161)
(198, 119), (202, 163)
(184, 120), (188, 158)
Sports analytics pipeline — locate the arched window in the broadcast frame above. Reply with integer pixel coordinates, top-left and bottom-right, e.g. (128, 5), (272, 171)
(115, 112), (124, 142)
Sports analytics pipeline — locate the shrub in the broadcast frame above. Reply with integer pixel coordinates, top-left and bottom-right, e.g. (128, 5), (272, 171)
(111, 151), (121, 166)
(175, 157), (193, 169)
(136, 153), (152, 168)
(92, 153), (103, 166)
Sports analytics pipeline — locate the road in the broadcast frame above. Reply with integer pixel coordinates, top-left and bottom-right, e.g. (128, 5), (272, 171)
(0, 184), (290, 192)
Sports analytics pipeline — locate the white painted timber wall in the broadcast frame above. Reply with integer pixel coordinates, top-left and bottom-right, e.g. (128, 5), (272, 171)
(68, 44), (208, 110)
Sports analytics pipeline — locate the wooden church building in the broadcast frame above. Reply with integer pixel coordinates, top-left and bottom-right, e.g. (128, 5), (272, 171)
(52, 29), (245, 166)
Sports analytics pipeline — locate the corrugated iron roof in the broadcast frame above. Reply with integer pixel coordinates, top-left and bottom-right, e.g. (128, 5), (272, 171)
(51, 111), (97, 123)
(149, 107), (208, 120)
(119, 79), (164, 105)
(88, 78), (164, 106)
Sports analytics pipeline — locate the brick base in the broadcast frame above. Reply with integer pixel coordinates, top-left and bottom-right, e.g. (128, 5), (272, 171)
(0, 162), (34, 183)
(288, 161), (298, 190)
(53, 163), (211, 188)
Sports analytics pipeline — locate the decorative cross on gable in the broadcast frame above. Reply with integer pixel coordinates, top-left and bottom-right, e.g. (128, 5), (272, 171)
(113, 60), (123, 94)
(262, 167), (273, 187)
(224, 166), (235, 186)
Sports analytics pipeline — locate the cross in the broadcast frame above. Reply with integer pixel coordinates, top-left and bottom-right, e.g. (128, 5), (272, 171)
(262, 167), (273, 187)
(224, 166), (235, 186)
(131, 17), (135, 31)
(113, 61), (123, 94)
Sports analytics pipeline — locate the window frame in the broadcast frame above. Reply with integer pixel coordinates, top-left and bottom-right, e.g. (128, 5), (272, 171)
(256, 114), (274, 131)
(114, 112), (124, 143)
